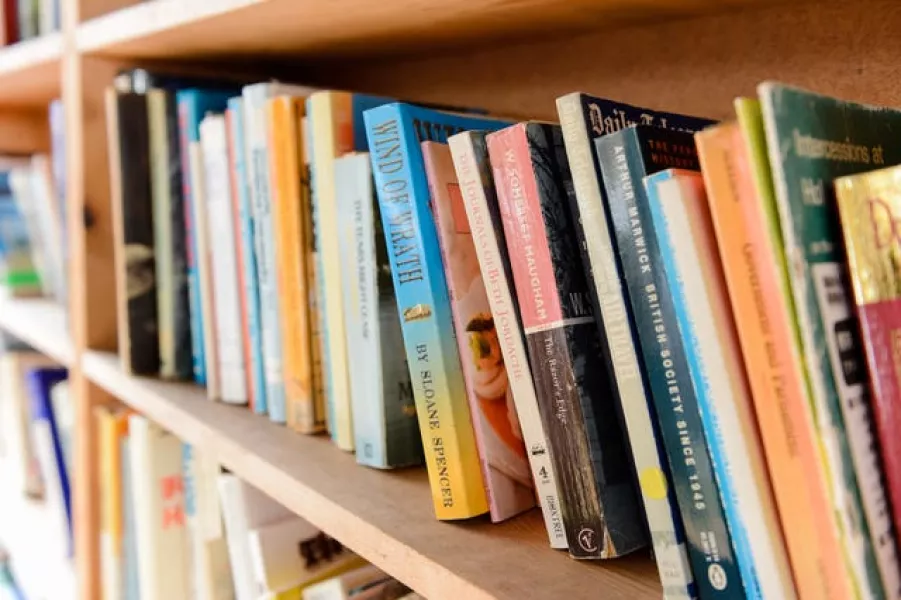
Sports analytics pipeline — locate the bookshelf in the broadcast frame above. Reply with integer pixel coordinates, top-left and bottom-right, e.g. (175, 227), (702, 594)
(0, 0), (894, 598)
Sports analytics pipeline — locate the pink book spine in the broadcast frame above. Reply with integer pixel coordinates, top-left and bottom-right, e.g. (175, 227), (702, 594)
(421, 141), (535, 522)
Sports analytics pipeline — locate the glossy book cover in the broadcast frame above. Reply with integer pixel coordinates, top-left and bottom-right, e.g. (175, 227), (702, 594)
(423, 141), (535, 522)
(363, 102), (510, 519)
(836, 165), (901, 546)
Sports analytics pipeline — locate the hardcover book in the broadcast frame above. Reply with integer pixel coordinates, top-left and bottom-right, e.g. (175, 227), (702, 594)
(644, 168), (796, 599)
(242, 82), (316, 424)
(760, 81), (901, 598)
(422, 141), (535, 522)
(200, 114), (248, 405)
(698, 115), (854, 599)
(266, 96), (322, 433)
(448, 130), (567, 548)
(106, 88), (160, 376)
(227, 96), (267, 416)
(363, 102), (509, 520)
(48, 99), (68, 308)
(97, 405), (130, 600)
(308, 91), (394, 450)
(836, 164), (901, 556)
(556, 93), (708, 594)
(489, 122), (645, 559)
(176, 89), (234, 387)
(148, 88), (192, 381)
(334, 152), (422, 469)
(596, 124), (745, 595)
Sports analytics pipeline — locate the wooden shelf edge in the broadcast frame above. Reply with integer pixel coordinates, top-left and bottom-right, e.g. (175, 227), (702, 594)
(0, 33), (62, 77)
(0, 296), (74, 365)
(81, 350), (660, 600)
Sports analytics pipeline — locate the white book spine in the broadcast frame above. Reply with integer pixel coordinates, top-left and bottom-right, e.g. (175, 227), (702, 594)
(200, 114), (248, 405)
(336, 154), (384, 464)
(189, 139), (221, 401)
(447, 132), (567, 549)
(217, 475), (256, 600)
(647, 171), (795, 599)
(128, 415), (190, 600)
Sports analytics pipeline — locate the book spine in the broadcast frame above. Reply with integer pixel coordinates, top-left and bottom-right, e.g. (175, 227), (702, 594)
(489, 124), (620, 559)
(337, 154), (386, 466)
(308, 93), (355, 450)
(190, 138), (221, 401)
(177, 99), (207, 386)
(200, 115), (248, 405)
(557, 96), (697, 595)
(449, 131), (567, 548)
(300, 116), (326, 430)
(48, 99), (67, 306)
(228, 97), (267, 416)
(225, 105), (256, 411)
(148, 90), (176, 380)
(598, 130), (745, 594)
(107, 91), (160, 376)
(267, 98), (315, 432)
(699, 123), (852, 599)
(365, 105), (488, 519)
(242, 88), (287, 423)
(163, 93), (192, 381)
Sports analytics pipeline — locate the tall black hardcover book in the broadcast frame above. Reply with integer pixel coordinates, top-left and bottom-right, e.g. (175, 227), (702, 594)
(106, 90), (159, 375)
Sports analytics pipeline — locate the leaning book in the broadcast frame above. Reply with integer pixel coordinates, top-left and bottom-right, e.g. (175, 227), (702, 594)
(363, 102), (510, 520)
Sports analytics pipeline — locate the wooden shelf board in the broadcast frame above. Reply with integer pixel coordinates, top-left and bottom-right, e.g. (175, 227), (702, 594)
(76, 0), (792, 61)
(82, 350), (661, 600)
(0, 296), (73, 366)
(0, 33), (62, 106)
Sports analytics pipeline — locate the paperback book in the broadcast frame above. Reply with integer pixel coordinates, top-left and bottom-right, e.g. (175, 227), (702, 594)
(597, 124), (745, 594)
(363, 102), (510, 520)
(489, 122), (645, 559)
(422, 140), (535, 522)
(448, 130), (567, 548)
(644, 168), (795, 599)
(334, 152), (423, 469)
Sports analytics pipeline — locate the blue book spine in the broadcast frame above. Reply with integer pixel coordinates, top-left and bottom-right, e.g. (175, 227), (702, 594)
(645, 169), (761, 599)
(363, 103), (508, 518)
(227, 96), (267, 416)
(27, 367), (70, 551)
(119, 435), (140, 600)
(175, 89), (233, 387)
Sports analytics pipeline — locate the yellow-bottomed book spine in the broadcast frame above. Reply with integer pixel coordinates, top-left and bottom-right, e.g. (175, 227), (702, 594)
(97, 406), (130, 600)
(266, 97), (320, 434)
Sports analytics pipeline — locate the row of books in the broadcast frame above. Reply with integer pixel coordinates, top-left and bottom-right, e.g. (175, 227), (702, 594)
(0, 110), (67, 304)
(0, 0), (61, 45)
(94, 404), (421, 600)
(0, 337), (72, 561)
(103, 65), (901, 599)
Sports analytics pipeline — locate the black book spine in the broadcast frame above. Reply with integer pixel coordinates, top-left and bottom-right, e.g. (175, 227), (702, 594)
(598, 125), (746, 597)
(110, 92), (159, 375)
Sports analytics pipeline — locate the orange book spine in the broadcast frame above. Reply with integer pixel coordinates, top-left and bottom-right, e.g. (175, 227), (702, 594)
(225, 107), (256, 412)
(266, 97), (316, 433)
(698, 122), (853, 600)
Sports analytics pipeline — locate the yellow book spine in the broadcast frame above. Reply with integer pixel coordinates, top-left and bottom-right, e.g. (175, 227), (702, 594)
(266, 97), (316, 433)
(309, 92), (355, 450)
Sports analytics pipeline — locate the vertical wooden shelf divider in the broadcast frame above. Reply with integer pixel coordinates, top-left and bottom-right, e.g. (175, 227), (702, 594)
(63, 0), (124, 594)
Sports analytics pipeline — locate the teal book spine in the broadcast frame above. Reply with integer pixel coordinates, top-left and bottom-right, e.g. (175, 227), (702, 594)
(175, 89), (233, 387)
(598, 125), (747, 598)
(227, 96), (267, 416)
(362, 103), (508, 519)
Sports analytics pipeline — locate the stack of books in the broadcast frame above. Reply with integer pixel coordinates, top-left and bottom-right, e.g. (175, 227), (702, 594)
(105, 66), (901, 599)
